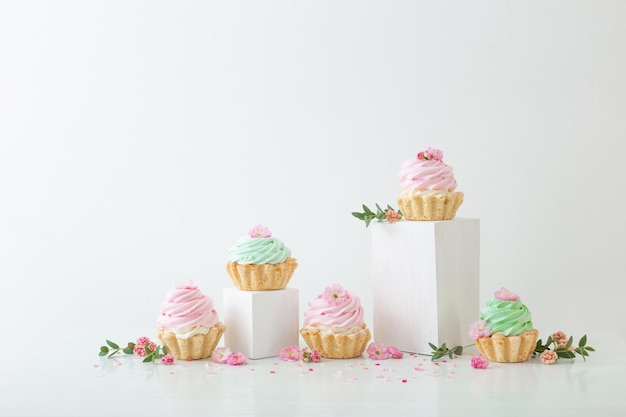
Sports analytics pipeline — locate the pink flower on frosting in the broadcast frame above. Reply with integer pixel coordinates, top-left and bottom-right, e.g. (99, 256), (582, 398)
(417, 147), (444, 161)
(161, 355), (175, 365)
(248, 225), (272, 238)
(136, 336), (150, 347)
(551, 331), (568, 348)
(471, 354), (489, 369)
(279, 345), (301, 361)
(367, 342), (390, 360)
(385, 210), (401, 224)
(301, 348), (321, 363)
(227, 352), (248, 366)
(540, 350), (558, 365)
(494, 287), (519, 301)
(469, 320), (491, 340)
(211, 347), (232, 364)
(387, 345), (404, 359)
(133, 346), (147, 357)
(322, 284), (349, 305)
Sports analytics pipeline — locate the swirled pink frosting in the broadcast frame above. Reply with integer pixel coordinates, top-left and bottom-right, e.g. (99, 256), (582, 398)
(157, 283), (219, 330)
(398, 150), (458, 192)
(303, 284), (365, 328)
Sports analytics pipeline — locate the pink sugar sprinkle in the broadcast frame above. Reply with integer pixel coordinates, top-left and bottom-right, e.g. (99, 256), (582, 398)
(92, 364), (99, 368)
(308, 368), (314, 372)
(402, 379), (408, 383)
(363, 367), (369, 371)
(442, 360), (447, 363)
(270, 370), (276, 374)
(434, 363), (439, 366)
(375, 363), (380, 366)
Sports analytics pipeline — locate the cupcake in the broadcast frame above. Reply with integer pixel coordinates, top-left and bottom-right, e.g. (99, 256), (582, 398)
(470, 287), (538, 363)
(226, 225), (298, 291)
(300, 284), (371, 359)
(157, 283), (226, 360)
(397, 147), (464, 220)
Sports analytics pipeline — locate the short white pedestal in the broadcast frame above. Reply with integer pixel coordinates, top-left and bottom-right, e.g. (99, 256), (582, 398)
(223, 288), (299, 359)
(371, 218), (479, 354)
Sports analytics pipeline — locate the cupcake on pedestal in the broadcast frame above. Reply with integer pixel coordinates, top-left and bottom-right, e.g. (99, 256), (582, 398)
(157, 282), (226, 360)
(470, 287), (538, 363)
(397, 147), (464, 221)
(300, 284), (371, 359)
(226, 225), (298, 291)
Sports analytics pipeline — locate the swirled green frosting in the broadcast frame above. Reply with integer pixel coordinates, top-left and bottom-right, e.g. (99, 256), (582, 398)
(227, 237), (291, 264)
(479, 298), (533, 336)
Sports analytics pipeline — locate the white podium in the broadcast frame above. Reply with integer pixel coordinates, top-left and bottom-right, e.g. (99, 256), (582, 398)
(223, 288), (299, 359)
(371, 218), (479, 354)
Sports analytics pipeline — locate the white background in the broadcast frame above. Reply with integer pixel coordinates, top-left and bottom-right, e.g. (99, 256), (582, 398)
(1, 0), (625, 368)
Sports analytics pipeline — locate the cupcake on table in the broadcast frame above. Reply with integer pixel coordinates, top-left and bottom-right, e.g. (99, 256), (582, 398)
(470, 287), (538, 363)
(300, 284), (371, 359)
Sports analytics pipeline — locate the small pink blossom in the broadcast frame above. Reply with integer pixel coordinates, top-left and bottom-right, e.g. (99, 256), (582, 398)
(227, 352), (248, 366)
(367, 342), (390, 360)
(469, 320), (491, 340)
(211, 347), (232, 364)
(494, 287), (519, 301)
(541, 350), (559, 365)
(279, 345), (301, 361)
(133, 346), (147, 357)
(471, 354), (489, 369)
(147, 342), (157, 351)
(248, 225), (272, 238)
(417, 147), (444, 161)
(161, 355), (175, 365)
(322, 284), (349, 305)
(136, 336), (150, 346)
(387, 346), (404, 359)
(301, 348), (321, 363)
(385, 210), (401, 224)
(551, 331), (568, 348)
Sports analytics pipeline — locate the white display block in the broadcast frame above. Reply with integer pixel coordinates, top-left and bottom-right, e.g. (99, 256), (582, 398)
(223, 288), (299, 359)
(371, 218), (479, 354)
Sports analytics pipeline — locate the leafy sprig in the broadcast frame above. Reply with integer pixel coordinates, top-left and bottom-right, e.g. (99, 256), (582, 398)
(352, 203), (402, 227)
(534, 334), (595, 362)
(427, 342), (464, 361)
(99, 339), (135, 358)
(98, 338), (170, 363)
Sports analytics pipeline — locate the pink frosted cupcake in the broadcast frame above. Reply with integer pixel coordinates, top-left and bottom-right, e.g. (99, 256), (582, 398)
(300, 284), (371, 359)
(397, 147), (464, 220)
(157, 283), (226, 360)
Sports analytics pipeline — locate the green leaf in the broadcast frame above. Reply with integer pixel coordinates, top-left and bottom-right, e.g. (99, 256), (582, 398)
(351, 212), (364, 219)
(448, 351), (453, 359)
(545, 336), (553, 346)
(432, 352), (444, 361)
(579, 335), (587, 347)
(163, 345), (168, 355)
(556, 350), (575, 359)
(454, 346), (463, 356)
(122, 347), (134, 354)
(565, 336), (573, 350)
(100, 346), (109, 353)
(98, 351), (108, 357)
(143, 356), (153, 363)
(441, 343), (447, 350)
(428, 342), (438, 351)
(586, 346), (595, 352)
(106, 340), (120, 349)
(363, 204), (374, 215)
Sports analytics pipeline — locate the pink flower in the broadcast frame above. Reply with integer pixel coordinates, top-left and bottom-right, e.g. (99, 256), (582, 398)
(540, 350), (559, 365)
(227, 352), (248, 366)
(367, 342), (390, 360)
(494, 287), (519, 301)
(385, 210), (401, 224)
(551, 331), (568, 348)
(387, 346), (404, 359)
(248, 225), (272, 238)
(133, 346), (147, 357)
(469, 320), (491, 340)
(161, 355), (175, 365)
(471, 354), (489, 369)
(301, 348), (321, 363)
(136, 336), (150, 346)
(417, 148), (444, 161)
(322, 284), (349, 305)
(211, 347), (232, 364)
(279, 345), (301, 361)
(147, 342), (157, 351)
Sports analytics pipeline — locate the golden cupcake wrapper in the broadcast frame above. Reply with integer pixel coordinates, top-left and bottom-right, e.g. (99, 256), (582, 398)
(226, 257), (298, 291)
(475, 329), (539, 363)
(157, 322), (226, 360)
(300, 324), (372, 359)
(397, 191), (464, 221)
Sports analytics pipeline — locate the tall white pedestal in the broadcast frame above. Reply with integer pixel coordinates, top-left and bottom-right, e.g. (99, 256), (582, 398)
(223, 288), (299, 359)
(371, 218), (479, 354)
